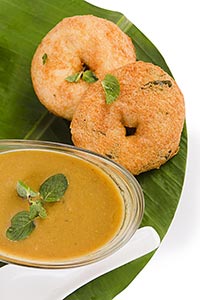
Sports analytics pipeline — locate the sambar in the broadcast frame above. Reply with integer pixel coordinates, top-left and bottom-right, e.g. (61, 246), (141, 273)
(0, 149), (124, 262)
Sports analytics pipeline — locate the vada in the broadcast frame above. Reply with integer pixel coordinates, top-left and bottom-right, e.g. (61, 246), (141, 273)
(31, 15), (136, 120)
(71, 61), (185, 175)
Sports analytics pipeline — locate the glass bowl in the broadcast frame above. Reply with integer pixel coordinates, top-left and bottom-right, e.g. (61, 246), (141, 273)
(0, 139), (144, 268)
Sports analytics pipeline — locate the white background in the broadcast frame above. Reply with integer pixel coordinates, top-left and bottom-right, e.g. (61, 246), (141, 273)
(89, 1), (200, 299)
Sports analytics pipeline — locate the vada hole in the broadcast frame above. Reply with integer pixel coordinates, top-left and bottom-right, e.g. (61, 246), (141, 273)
(82, 62), (90, 71)
(124, 126), (137, 136)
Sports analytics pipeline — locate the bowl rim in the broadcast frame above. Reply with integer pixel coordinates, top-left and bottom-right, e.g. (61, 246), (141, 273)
(0, 139), (144, 269)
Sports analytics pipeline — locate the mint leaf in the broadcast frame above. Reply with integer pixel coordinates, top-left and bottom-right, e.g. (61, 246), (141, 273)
(101, 74), (120, 104)
(17, 181), (38, 199)
(65, 72), (83, 83)
(38, 206), (47, 219)
(29, 201), (47, 219)
(39, 174), (68, 202)
(42, 53), (48, 65)
(66, 70), (98, 83)
(6, 173), (68, 241)
(82, 70), (98, 83)
(6, 211), (35, 241)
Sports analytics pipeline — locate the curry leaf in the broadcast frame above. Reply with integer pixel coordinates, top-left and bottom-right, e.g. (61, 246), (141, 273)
(42, 53), (48, 65)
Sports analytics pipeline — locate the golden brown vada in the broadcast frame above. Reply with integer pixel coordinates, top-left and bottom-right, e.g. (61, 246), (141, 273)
(71, 61), (185, 175)
(31, 15), (136, 120)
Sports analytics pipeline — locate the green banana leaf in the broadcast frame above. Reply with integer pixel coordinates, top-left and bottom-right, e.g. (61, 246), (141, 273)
(0, 0), (187, 299)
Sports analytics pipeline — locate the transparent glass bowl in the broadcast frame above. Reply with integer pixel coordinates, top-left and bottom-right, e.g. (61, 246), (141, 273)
(0, 139), (144, 268)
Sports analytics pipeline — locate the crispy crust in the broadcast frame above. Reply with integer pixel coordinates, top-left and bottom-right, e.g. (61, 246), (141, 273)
(31, 15), (136, 120)
(71, 61), (185, 175)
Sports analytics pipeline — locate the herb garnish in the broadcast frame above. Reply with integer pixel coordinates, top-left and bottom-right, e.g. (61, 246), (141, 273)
(65, 71), (120, 104)
(65, 72), (83, 83)
(101, 74), (120, 104)
(82, 70), (98, 83)
(6, 174), (68, 241)
(6, 211), (36, 241)
(42, 53), (48, 65)
(39, 173), (68, 202)
(65, 70), (98, 83)
(141, 80), (172, 89)
(16, 180), (38, 199)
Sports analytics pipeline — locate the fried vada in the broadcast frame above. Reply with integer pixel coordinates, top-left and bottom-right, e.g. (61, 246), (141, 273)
(71, 61), (185, 175)
(31, 15), (136, 120)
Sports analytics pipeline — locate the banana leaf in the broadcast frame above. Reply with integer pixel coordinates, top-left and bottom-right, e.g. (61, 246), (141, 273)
(0, 0), (187, 299)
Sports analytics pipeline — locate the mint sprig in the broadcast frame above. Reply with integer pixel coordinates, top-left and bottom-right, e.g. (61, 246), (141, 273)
(65, 72), (83, 83)
(65, 70), (98, 83)
(6, 174), (68, 241)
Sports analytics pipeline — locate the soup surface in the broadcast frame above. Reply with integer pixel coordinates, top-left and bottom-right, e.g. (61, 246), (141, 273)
(0, 149), (124, 262)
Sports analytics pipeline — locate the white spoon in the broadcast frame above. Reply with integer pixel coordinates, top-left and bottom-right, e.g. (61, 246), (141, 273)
(0, 226), (160, 300)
